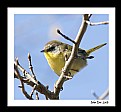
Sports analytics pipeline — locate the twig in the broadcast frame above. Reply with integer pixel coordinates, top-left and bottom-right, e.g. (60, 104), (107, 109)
(88, 14), (92, 19)
(14, 58), (57, 99)
(98, 88), (109, 100)
(30, 84), (37, 98)
(91, 90), (99, 99)
(45, 85), (49, 100)
(14, 58), (33, 100)
(92, 88), (109, 100)
(36, 92), (39, 100)
(28, 53), (37, 80)
(14, 59), (38, 85)
(57, 29), (76, 44)
(53, 14), (90, 98)
(86, 21), (109, 26)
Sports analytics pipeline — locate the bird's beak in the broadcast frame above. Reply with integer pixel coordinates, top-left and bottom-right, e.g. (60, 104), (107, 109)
(40, 49), (45, 52)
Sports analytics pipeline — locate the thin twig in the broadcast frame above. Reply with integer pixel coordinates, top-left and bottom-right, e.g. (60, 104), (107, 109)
(45, 85), (49, 100)
(86, 21), (109, 26)
(92, 88), (109, 100)
(14, 58), (38, 85)
(88, 14), (92, 19)
(98, 88), (109, 100)
(14, 58), (57, 99)
(28, 53), (37, 80)
(91, 90), (99, 99)
(14, 58), (33, 100)
(36, 92), (39, 100)
(57, 29), (76, 44)
(30, 84), (37, 98)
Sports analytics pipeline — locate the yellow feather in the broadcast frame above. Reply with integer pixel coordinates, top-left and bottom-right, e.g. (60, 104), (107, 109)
(86, 43), (107, 56)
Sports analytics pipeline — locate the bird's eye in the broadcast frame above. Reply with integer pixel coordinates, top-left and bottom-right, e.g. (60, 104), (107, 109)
(78, 49), (87, 55)
(78, 49), (85, 53)
(47, 46), (55, 52)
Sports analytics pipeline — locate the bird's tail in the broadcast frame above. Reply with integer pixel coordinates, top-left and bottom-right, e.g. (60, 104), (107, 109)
(86, 43), (107, 56)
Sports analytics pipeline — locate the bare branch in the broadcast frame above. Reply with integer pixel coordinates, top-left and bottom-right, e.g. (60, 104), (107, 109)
(98, 88), (109, 100)
(28, 53), (37, 80)
(54, 14), (90, 98)
(88, 14), (92, 19)
(45, 85), (49, 100)
(14, 58), (57, 99)
(86, 20), (109, 26)
(36, 92), (39, 100)
(92, 88), (109, 100)
(30, 84), (36, 98)
(57, 29), (76, 44)
(91, 90), (99, 99)
(14, 58), (38, 85)
(14, 59), (33, 100)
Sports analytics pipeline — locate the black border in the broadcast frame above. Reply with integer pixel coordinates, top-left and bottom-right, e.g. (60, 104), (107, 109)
(0, 0), (118, 111)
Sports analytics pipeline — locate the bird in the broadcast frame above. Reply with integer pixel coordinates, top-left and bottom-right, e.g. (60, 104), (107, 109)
(41, 40), (107, 78)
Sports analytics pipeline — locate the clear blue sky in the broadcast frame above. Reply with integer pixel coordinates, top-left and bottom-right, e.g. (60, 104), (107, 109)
(14, 14), (109, 100)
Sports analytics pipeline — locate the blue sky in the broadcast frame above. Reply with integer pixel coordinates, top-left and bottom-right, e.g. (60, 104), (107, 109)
(14, 14), (109, 100)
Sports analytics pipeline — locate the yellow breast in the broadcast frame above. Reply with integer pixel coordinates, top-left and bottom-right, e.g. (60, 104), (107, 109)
(44, 51), (87, 77)
(44, 52), (65, 76)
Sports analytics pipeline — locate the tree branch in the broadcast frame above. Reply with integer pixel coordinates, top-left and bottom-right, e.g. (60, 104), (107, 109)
(98, 88), (109, 100)
(14, 59), (33, 100)
(14, 58), (57, 99)
(53, 14), (90, 98)
(30, 84), (36, 98)
(35, 92), (39, 100)
(57, 29), (76, 44)
(92, 88), (109, 100)
(28, 53), (37, 80)
(86, 21), (109, 26)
